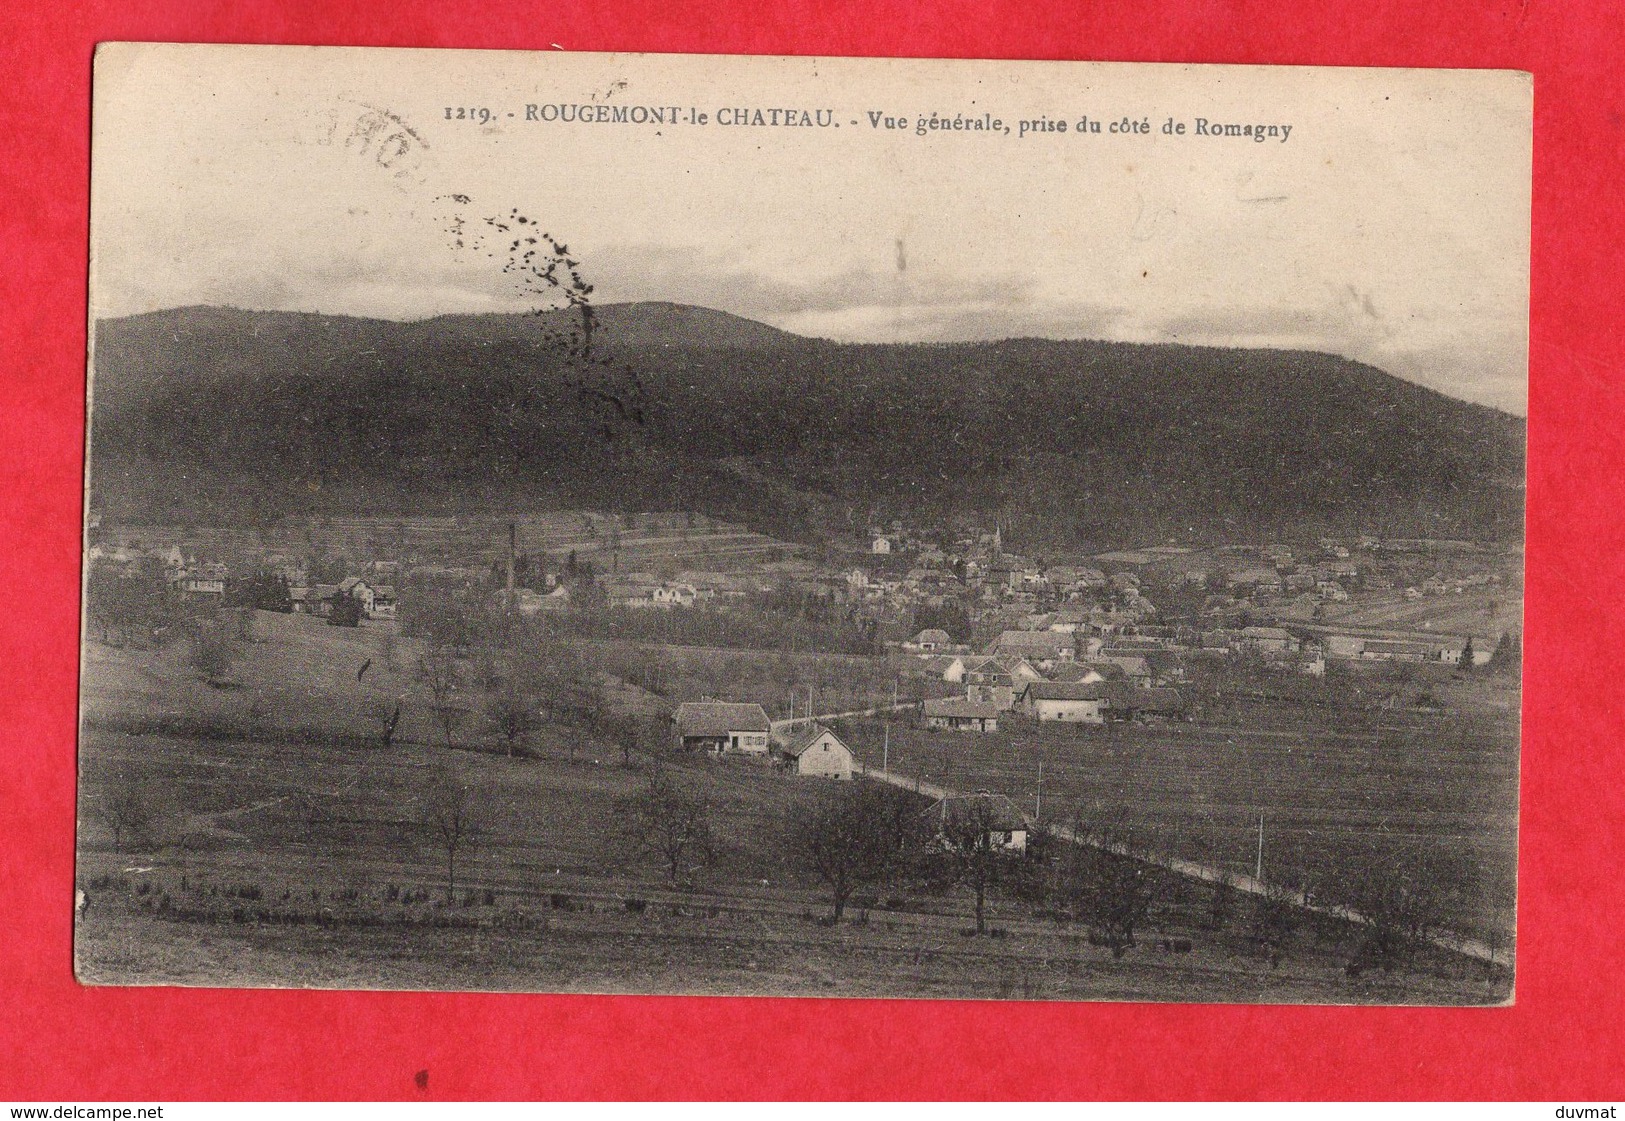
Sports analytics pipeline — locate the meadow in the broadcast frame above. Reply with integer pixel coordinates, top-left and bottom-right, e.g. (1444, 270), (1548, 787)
(74, 609), (1513, 1002)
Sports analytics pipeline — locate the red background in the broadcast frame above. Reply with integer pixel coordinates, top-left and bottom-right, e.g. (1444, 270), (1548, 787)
(2, 0), (1620, 1100)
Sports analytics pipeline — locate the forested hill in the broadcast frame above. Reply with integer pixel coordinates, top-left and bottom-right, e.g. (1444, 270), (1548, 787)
(88, 302), (1526, 549)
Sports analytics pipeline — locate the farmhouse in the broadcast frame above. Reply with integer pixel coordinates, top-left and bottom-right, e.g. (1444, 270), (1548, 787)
(922, 698), (1001, 733)
(1046, 605), (1091, 633)
(924, 792), (1029, 853)
(1048, 663), (1106, 685)
(776, 723), (855, 780)
(906, 628), (953, 652)
(987, 630), (1075, 666)
(369, 584), (397, 619)
(1239, 626), (1300, 654)
(307, 584), (341, 617)
(1323, 633), (1367, 658)
(1017, 680), (1106, 724)
(1095, 650), (1152, 684)
(917, 654), (968, 682)
(962, 659), (1017, 710)
(1439, 637), (1495, 666)
(335, 576), (375, 614)
(651, 582), (700, 608)
(1107, 685), (1187, 723)
(673, 701), (773, 756)
(603, 579), (659, 609)
(170, 561), (228, 599)
(1228, 567), (1284, 594)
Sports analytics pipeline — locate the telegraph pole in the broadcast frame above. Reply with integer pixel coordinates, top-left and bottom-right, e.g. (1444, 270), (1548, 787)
(1035, 759), (1044, 822)
(882, 723), (889, 776)
(505, 521), (517, 612)
(1255, 813), (1265, 885)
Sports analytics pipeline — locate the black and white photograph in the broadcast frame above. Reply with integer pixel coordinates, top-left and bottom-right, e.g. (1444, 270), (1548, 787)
(77, 45), (1529, 1005)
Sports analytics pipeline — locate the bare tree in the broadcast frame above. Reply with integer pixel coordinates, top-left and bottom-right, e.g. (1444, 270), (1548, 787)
(190, 619), (237, 686)
(422, 770), (480, 904)
(486, 681), (537, 758)
(787, 782), (912, 922)
(416, 645), (463, 748)
(1072, 847), (1158, 957)
(601, 713), (659, 769)
(931, 795), (1022, 935)
(1062, 815), (1165, 958)
(1339, 851), (1448, 976)
(627, 765), (713, 885)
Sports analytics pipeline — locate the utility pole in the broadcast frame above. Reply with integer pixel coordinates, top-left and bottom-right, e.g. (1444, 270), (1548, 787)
(1255, 813), (1265, 885)
(505, 521), (517, 612)
(1035, 759), (1044, 823)
(882, 723), (889, 776)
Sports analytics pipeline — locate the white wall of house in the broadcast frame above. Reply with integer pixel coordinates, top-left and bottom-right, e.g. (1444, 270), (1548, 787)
(727, 731), (770, 755)
(789, 731), (853, 779)
(1032, 698), (1103, 723)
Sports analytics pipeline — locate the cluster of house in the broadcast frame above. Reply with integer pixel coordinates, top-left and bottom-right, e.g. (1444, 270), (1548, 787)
(910, 627), (1192, 733)
(665, 699), (1035, 850)
(846, 532), (1132, 620)
(88, 541), (403, 621)
(288, 575), (398, 619)
(847, 528), (1512, 661)
(671, 701), (857, 780)
(89, 544), (228, 597)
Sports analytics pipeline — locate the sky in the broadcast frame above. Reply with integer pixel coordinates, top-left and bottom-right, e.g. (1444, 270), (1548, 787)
(91, 45), (1532, 413)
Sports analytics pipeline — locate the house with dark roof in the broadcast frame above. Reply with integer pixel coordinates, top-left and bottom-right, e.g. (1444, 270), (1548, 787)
(1048, 662), (1106, 685)
(1105, 684), (1187, 722)
(962, 659), (1017, 710)
(916, 654), (967, 683)
(922, 698), (1001, 733)
(1239, 626), (1299, 654)
(1017, 680), (1107, 724)
(923, 791), (1029, 853)
(776, 723), (854, 780)
(1046, 605), (1091, 633)
(672, 701), (773, 756)
(985, 630), (1076, 666)
(307, 583), (341, 617)
(337, 576), (375, 614)
(905, 628), (954, 653)
(1096, 650), (1153, 683)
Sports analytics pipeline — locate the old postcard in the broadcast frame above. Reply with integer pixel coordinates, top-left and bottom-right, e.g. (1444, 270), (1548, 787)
(79, 45), (1528, 1003)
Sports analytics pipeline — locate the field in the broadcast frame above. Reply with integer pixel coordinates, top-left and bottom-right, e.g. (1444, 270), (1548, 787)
(98, 510), (803, 576)
(75, 611), (1513, 1002)
(833, 687), (1520, 946)
(581, 639), (960, 722)
(1309, 590), (1522, 639)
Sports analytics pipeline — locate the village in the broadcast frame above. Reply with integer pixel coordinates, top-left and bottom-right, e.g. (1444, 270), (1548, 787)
(77, 507), (1522, 1001)
(87, 508), (1521, 719)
